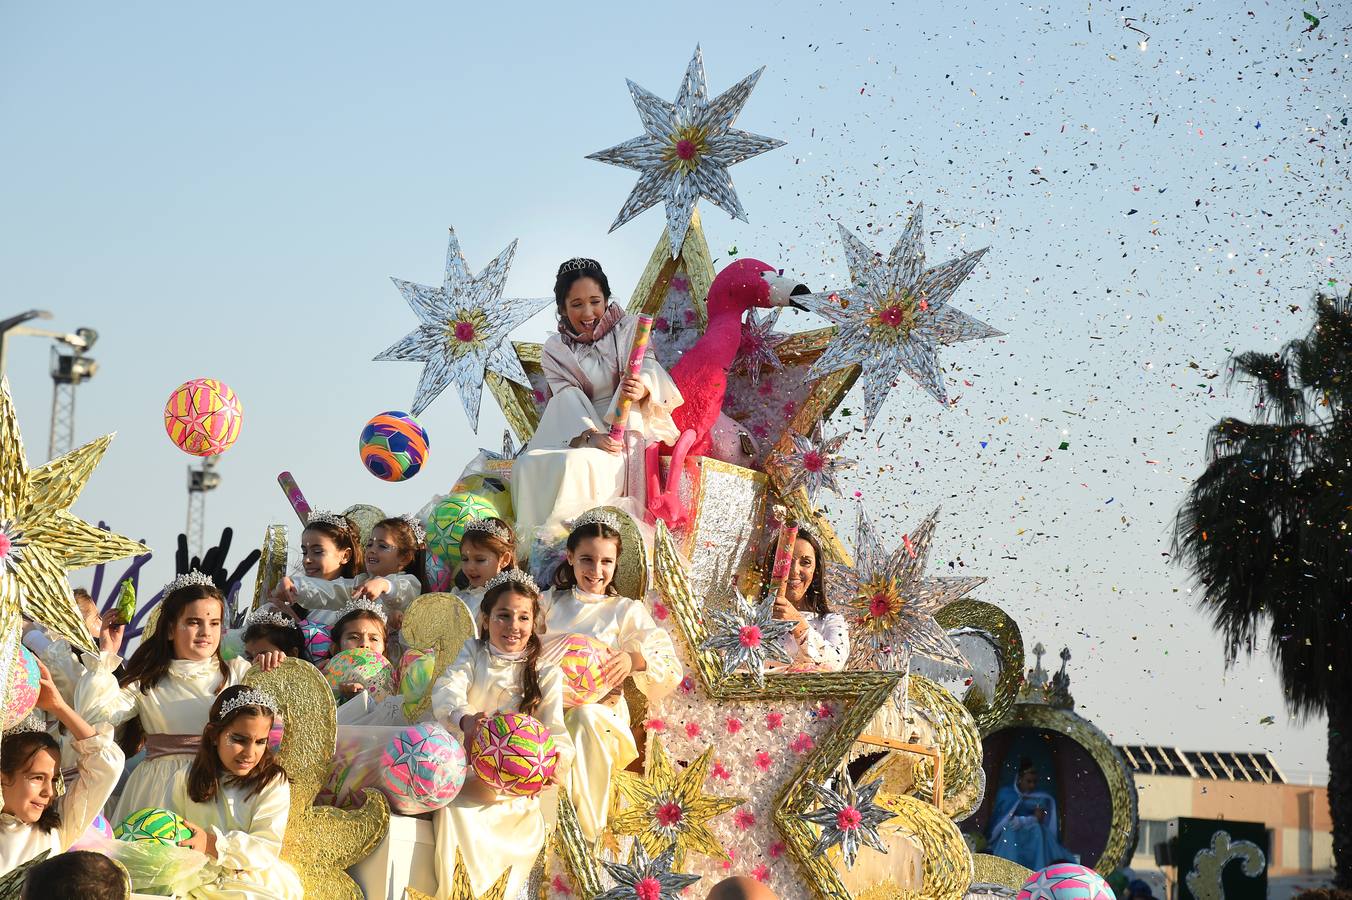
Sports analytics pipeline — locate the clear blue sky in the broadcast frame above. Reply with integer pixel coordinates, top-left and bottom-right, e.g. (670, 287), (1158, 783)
(1, 1), (1345, 781)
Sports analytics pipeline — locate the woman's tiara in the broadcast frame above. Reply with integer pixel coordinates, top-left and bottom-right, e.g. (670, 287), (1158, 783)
(557, 257), (602, 275)
(245, 607), (296, 630)
(220, 688), (279, 718)
(162, 570), (216, 597)
(339, 597), (388, 623)
(572, 509), (621, 533)
(306, 510), (349, 529)
(463, 517), (511, 543)
(485, 568), (538, 594)
(398, 513), (427, 545)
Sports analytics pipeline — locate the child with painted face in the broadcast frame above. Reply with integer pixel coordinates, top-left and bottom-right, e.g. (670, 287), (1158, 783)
(539, 511), (680, 841)
(0, 661), (123, 874)
(453, 517), (517, 620)
(170, 685), (302, 899)
(430, 570), (572, 900)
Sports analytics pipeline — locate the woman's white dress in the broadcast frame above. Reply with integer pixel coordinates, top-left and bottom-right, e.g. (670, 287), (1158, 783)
(774, 611), (850, 672)
(0, 724), (123, 874)
(538, 587), (680, 841)
(75, 654), (251, 822)
(170, 771), (303, 900)
(430, 639), (574, 900)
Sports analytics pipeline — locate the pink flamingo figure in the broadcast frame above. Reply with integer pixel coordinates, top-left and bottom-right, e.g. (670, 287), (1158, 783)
(646, 258), (809, 528)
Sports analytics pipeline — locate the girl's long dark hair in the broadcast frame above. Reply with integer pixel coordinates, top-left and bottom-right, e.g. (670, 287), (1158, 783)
(121, 585), (230, 693)
(187, 685), (286, 803)
(370, 517), (426, 587)
(551, 521), (622, 596)
(767, 529), (829, 617)
(0, 732), (62, 833)
(304, 520), (363, 579)
(481, 581), (545, 718)
(454, 517), (517, 590)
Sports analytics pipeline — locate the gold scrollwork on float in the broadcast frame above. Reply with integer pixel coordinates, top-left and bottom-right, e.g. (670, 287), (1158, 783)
(933, 600), (1024, 736)
(399, 592), (477, 721)
(970, 853), (1032, 892)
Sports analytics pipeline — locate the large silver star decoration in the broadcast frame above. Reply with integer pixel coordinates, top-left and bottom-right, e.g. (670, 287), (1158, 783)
(798, 771), (897, 869)
(699, 590), (794, 687)
(734, 308), (788, 386)
(769, 423), (856, 503)
(829, 505), (985, 672)
(587, 46), (785, 257)
(797, 205), (1001, 429)
(595, 841), (701, 900)
(375, 227), (552, 428)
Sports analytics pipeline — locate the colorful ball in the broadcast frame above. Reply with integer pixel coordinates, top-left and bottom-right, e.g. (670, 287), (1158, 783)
(423, 550), (453, 591)
(398, 649), (437, 720)
(425, 491), (499, 569)
(3, 646), (41, 730)
(379, 723), (467, 814)
(324, 648), (396, 701)
(115, 807), (192, 846)
(163, 378), (243, 456)
(70, 812), (115, 851)
(1017, 864), (1114, 900)
(359, 411), (429, 482)
(450, 474), (513, 522)
(556, 633), (611, 708)
(301, 621), (333, 665)
(469, 712), (559, 797)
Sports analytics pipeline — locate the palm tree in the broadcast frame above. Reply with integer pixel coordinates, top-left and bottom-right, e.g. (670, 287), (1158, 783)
(1174, 290), (1352, 889)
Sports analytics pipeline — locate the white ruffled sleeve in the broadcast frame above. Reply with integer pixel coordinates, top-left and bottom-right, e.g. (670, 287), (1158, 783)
(56, 724), (125, 851)
(616, 597), (681, 700)
(24, 628), (84, 706)
(365, 573), (421, 613)
(73, 651), (139, 728)
(291, 576), (355, 611)
(211, 779), (290, 872)
(431, 641), (478, 737)
(535, 663), (575, 776)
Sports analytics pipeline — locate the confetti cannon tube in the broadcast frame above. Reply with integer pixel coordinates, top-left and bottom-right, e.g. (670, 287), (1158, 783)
(607, 314), (655, 443)
(277, 471), (311, 524)
(768, 511), (800, 601)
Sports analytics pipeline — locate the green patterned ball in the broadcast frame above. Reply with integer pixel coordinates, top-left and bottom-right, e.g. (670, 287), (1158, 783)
(425, 491), (499, 569)
(115, 807), (192, 846)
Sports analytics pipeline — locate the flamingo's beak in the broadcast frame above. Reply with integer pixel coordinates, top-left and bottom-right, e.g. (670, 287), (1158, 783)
(762, 270), (811, 310)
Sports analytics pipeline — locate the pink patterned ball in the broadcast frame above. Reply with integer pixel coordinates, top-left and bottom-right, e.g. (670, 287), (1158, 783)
(556, 633), (610, 707)
(1017, 864), (1114, 900)
(3, 646), (41, 730)
(324, 648), (396, 701)
(301, 621), (333, 665)
(469, 713), (559, 797)
(69, 812), (114, 851)
(379, 724), (467, 814)
(423, 551), (453, 591)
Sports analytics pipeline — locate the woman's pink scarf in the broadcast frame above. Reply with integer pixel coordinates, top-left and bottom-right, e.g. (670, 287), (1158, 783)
(557, 302), (626, 347)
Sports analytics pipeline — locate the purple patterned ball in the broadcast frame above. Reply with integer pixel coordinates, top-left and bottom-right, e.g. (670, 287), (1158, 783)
(1017, 864), (1114, 900)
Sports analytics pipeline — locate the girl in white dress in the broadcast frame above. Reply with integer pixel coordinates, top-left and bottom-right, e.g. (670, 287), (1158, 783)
(431, 569), (573, 900)
(512, 259), (683, 556)
(75, 572), (279, 822)
(171, 685), (302, 900)
(769, 529), (849, 672)
(0, 661), (123, 875)
(539, 511), (680, 841)
(453, 517), (518, 621)
(327, 600), (406, 727)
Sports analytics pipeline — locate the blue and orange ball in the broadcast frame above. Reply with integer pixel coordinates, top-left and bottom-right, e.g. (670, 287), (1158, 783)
(359, 411), (429, 482)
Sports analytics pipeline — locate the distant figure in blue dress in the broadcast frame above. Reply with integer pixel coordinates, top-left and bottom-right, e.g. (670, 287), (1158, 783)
(988, 757), (1079, 869)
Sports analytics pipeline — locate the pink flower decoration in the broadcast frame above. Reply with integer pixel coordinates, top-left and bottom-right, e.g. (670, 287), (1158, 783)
(725, 716), (743, 735)
(645, 718), (667, 732)
(815, 702), (835, 719)
(552, 874), (574, 895)
(879, 305), (905, 327)
(685, 722), (701, 739)
(734, 808), (756, 830)
(453, 320), (477, 342)
(783, 401), (797, 417)
(655, 316), (671, 331)
(678, 675), (696, 694)
(754, 750), (773, 771)
(752, 423), (770, 438)
(636, 877), (663, 900)
(757, 382), (774, 396)
(0, 533), (10, 560)
(790, 732), (814, 753)
(751, 865), (770, 883)
(738, 625), (763, 648)
(836, 806), (863, 831)
(675, 139), (698, 160)
(803, 450), (824, 473)
(670, 276), (689, 291)
(712, 761), (732, 781)
(655, 802), (684, 827)
(532, 389), (546, 404)
(765, 712), (784, 730)
(652, 601), (669, 621)
(683, 308), (696, 323)
(721, 847), (737, 871)
(769, 841), (786, 858)
(868, 593), (892, 619)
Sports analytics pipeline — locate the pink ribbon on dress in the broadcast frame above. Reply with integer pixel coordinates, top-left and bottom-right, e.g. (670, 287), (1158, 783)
(143, 733), (201, 760)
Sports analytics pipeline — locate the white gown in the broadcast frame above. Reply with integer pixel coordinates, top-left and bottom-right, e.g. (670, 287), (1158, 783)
(292, 573), (421, 627)
(539, 587), (681, 841)
(773, 611), (850, 672)
(75, 653), (251, 822)
(513, 312), (683, 556)
(453, 587), (486, 624)
(0, 724), (123, 875)
(170, 771), (303, 900)
(430, 639), (574, 899)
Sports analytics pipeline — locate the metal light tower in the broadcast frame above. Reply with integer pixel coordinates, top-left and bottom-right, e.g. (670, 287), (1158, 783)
(187, 455), (222, 558)
(47, 327), (98, 460)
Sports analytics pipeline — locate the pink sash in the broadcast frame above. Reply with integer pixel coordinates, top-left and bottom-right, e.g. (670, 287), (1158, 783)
(143, 733), (201, 760)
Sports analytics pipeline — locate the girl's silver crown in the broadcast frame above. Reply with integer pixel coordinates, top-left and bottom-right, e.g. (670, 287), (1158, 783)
(572, 509), (621, 533)
(558, 257), (601, 274)
(245, 607), (296, 629)
(162, 570), (215, 597)
(220, 688), (279, 718)
(339, 597), (388, 623)
(485, 568), (538, 594)
(3, 711), (48, 736)
(306, 510), (349, 529)
(463, 517), (511, 543)
(398, 513), (427, 545)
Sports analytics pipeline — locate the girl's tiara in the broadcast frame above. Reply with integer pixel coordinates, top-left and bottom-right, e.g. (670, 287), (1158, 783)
(572, 509), (621, 533)
(245, 607), (296, 629)
(558, 257), (602, 275)
(3, 711), (47, 737)
(162, 570), (216, 597)
(306, 510), (349, 529)
(485, 568), (538, 594)
(220, 688), (280, 718)
(463, 517), (511, 543)
(398, 513), (427, 545)
(338, 597), (388, 623)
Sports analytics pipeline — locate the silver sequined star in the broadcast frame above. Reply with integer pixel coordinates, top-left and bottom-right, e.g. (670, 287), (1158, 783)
(829, 505), (985, 671)
(375, 227), (552, 428)
(798, 772), (897, 869)
(587, 46), (785, 257)
(734, 308), (788, 386)
(797, 205), (1001, 428)
(769, 423), (856, 502)
(699, 590), (794, 687)
(595, 841), (701, 900)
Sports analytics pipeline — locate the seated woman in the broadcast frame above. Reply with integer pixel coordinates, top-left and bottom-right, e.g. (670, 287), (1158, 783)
(512, 258), (682, 558)
(769, 528), (848, 671)
(988, 758), (1078, 869)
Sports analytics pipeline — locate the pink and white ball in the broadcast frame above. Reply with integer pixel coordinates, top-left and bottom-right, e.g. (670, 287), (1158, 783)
(468, 713), (559, 797)
(556, 633), (610, 707)
(1017, 864), (1114, 900)
(379, 724), (467, 814)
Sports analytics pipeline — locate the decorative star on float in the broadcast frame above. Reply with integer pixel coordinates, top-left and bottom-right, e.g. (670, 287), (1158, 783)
(734, 308), (788, 386)
(610, 737), (744, 865)
(0, 378), (147, 656)
(375, 227), (552, 428)
(829, 505), (986, 672)
(587, 46), (785, 257)
(769, 423), (856, 503)
(699, 589), (794, 687)
(403, 850), (508, 900)
(594, 842), (701, 900)
(798, 771), (898, 869)
(797, 204), (1001, 429)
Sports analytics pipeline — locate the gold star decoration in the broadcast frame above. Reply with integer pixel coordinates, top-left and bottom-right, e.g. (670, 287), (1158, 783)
(0, 377), (146, 658)
(403, 850), (509, 900)
(610, 737), (745, 866)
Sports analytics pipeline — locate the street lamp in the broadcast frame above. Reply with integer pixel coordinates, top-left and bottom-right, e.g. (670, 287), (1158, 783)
(0, 310), (54, 375)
